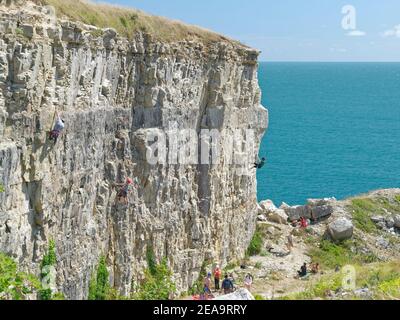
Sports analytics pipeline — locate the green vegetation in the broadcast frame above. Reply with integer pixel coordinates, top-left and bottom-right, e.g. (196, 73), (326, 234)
(254, 262), (263, 269)
(282, 272), (343, 300)
(15, 28), (24, 36)
(309, 239), (377, 270)
(350, 198), (379, 233)
(88, 256), (110, 300)
(39, 240), (58, 300)
(41, 240), (57, 270)
(223, 261), (238, 272)
(87, 256), (128, 300)
(254, 294), (266, 300)
(133, 251), (176, 300)
(33, 0), (235, 44)
(349, 195), (400, 234)
(282, 262), (400, 300)
(89, 29), (104, 38)
(0, 183), (4, 193)
(259, 249), (270, 257)
(146, 246), (157, 276)
(357, 262), (400, 300)
(0, 244), (64, 300)
(188, 260), (208, 296)
(246, 225), (265, 256)
(0, 253), (41, 300)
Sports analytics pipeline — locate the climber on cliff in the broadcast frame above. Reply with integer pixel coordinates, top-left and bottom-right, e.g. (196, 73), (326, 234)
(253, 157), (266, 169)
(116, 178), (135, 205)
(49, 111), (65, 144)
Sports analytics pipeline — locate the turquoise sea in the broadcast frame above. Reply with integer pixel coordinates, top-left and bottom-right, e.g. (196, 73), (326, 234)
(257, 62), (400, 205)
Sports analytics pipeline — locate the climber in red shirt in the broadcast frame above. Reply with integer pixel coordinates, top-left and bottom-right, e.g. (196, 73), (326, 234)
(116, 178), (135, 204)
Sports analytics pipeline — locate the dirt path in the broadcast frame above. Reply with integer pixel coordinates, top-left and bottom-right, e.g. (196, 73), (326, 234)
(233, 221), (320, 299)
(180, 221), (322, 300)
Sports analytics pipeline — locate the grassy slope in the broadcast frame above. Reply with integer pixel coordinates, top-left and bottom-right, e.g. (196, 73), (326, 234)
(290, 191), (400, 300)
(350, 195), (400, 234)
(283, 261), (400, 300)
(32, 0), (238, 44)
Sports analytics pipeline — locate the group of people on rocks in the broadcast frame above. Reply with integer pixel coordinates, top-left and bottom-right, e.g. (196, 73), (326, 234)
(297, 262), (321, 278)
(290, 216), (310, 228)
(198, 265), (254, 300)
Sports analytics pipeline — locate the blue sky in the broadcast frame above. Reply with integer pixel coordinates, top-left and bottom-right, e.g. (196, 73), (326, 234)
(96, 0), (400, 61)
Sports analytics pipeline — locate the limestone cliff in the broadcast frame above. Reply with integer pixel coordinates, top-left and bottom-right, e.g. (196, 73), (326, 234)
(0, 1), (268, 299)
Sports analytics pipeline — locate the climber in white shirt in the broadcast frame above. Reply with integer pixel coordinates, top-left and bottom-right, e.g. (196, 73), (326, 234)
(49, 111), (65, 144)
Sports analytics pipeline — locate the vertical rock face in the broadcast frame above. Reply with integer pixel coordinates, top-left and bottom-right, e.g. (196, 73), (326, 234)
(0, 2), (268, 299)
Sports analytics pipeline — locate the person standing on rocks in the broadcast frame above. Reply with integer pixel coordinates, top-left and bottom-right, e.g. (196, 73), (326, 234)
(221, 274), (234, 295)
(213, 265), (222, 291)
(49, 111), (65, 144)
(203, 272), (212, 296)
(244, 273), (253, 291)
(286, 234), (294, 253)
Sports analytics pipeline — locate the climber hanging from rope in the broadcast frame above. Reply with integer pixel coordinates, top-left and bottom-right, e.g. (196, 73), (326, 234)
(49, 110), (65, 144)
(253, 157), (266, 169)
(116, 177), (136, 205)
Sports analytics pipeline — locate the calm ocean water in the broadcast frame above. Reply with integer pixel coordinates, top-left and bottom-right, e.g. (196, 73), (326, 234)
(257, 62), (400, 205)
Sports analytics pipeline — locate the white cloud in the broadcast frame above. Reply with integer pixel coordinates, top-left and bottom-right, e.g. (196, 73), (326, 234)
(382, 25), (400, 38)
(346, 30), (366, 37)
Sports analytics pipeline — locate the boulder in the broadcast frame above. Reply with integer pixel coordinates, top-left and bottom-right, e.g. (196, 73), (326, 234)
(354, 288), (372, 299)
(376, 221), (387, 230)
(371, 216), (384, 224)
(279, 202), (290, 210)
(327, 218), (354, 241)
(309, 197), (336, 204)
(376, 237), (390, 249)
(281, 199), (333, 222)
(214, 288), (255, 300)
(310, 205), (333, 220)
(385, 216), (395, 229)
(284, 205), (310, 221)
(259, 200), (277, 214)
(394, 214), (400, 229)
(267, 209), (288, 225)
